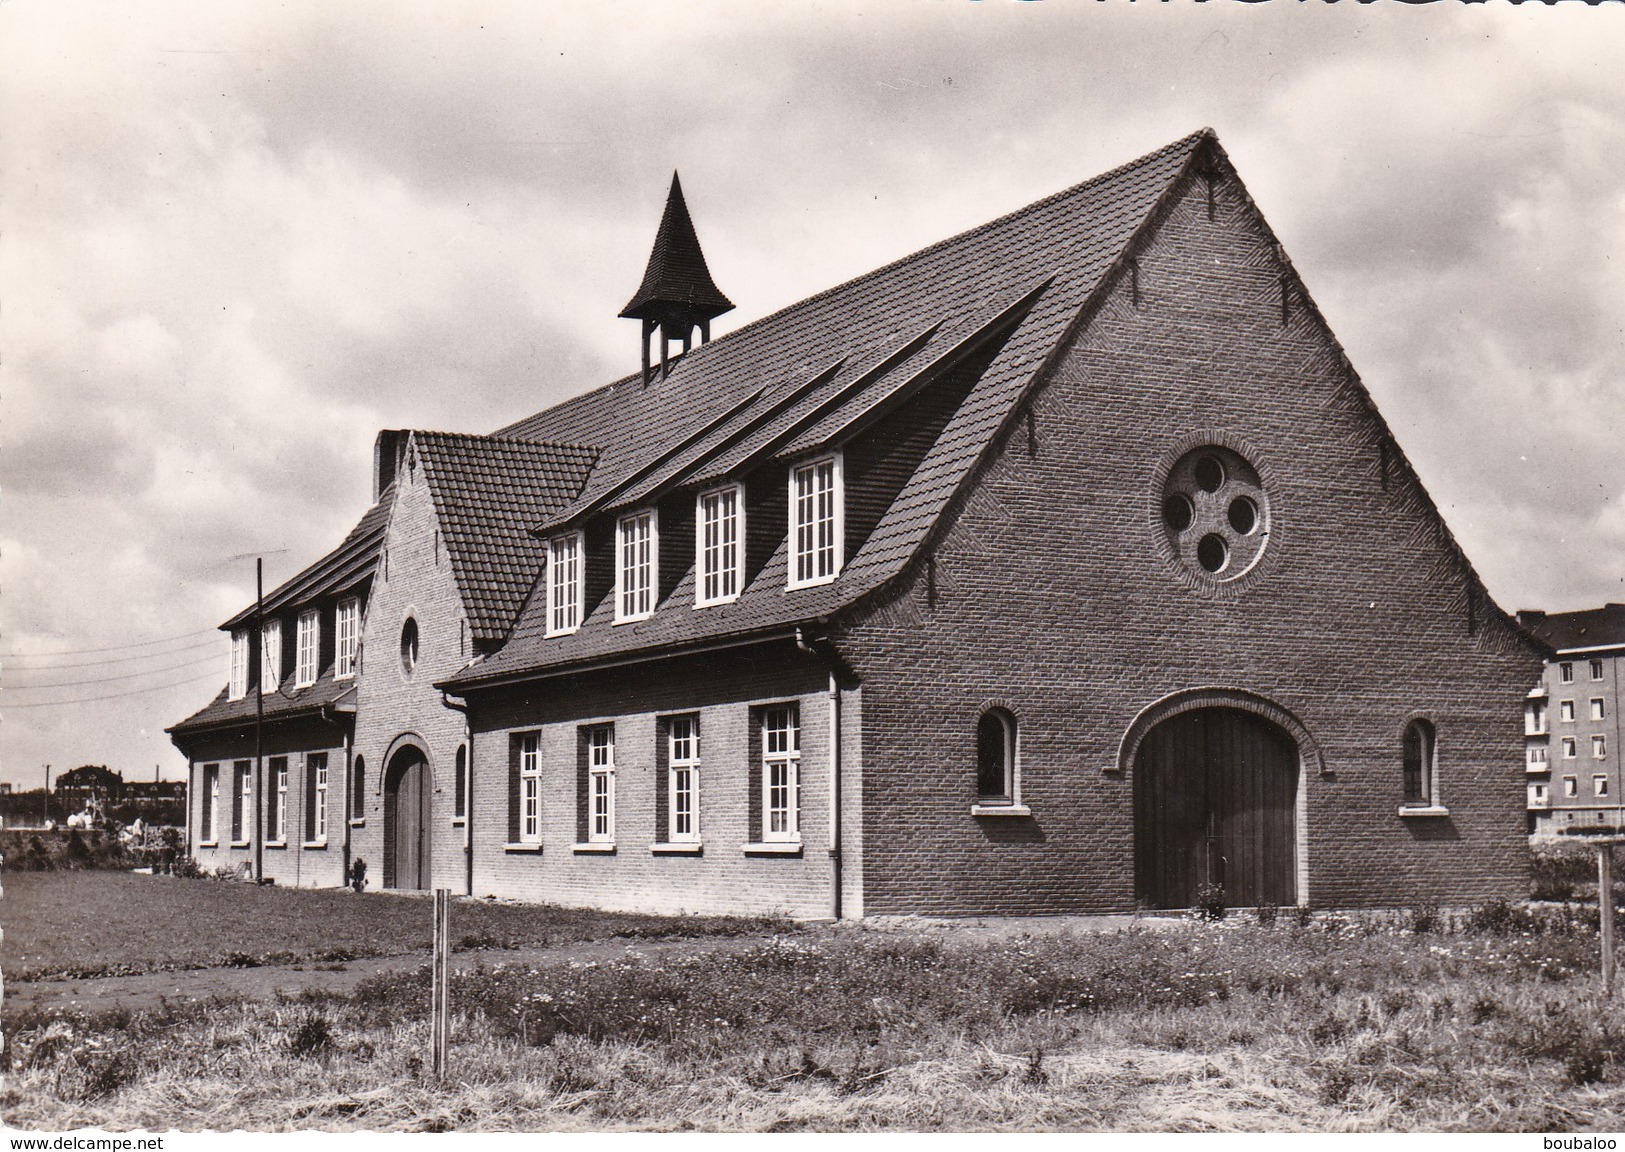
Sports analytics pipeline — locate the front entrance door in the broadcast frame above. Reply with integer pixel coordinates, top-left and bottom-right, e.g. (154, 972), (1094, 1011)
(1133, 707), (1298, 909)
(384, 747), (432, 890)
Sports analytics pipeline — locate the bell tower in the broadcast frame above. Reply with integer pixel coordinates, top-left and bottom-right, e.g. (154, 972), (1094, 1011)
(619, 172), (734, 386)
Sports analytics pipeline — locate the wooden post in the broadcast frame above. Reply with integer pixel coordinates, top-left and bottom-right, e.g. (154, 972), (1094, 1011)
(1601, 846), (1616, 997)
(431, 888), (451, 1077)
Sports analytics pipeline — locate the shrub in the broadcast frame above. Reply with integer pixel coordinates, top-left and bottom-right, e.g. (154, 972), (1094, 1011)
(288, 1013), (335, 1059)
(1410, 904), (1441, 935)
(171, 855), (205, 879)
(1193, 883), (1227, 922)
(1254, 902), (1278, 928)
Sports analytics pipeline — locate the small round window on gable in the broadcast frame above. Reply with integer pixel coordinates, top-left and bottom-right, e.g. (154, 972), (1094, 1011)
(1161, 445), (1270, 581)
(400, 617), (419, 676)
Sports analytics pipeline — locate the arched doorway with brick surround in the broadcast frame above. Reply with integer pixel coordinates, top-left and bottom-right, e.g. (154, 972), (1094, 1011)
(383, 739), (433, 891)
(1122, 689), (1317, 910)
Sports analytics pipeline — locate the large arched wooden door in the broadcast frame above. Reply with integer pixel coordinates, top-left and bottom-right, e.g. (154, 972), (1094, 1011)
(384, 746), (432, 890)
(1134, 707), (1297, 909)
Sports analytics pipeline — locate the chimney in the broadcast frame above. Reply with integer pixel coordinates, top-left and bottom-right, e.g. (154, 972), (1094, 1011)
(618, 172), (734, 386)
(373, 430), (409, 501)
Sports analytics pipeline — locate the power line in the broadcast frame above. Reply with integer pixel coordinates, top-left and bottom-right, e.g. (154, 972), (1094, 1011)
(0, 669), (223, 709)
(5, 651), (222, 690)
(0, 627), (218, 659)
(3, 636), (222, 669)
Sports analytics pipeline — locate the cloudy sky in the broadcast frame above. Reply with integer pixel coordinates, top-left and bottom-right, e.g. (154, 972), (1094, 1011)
(2, 2), (1622, 787)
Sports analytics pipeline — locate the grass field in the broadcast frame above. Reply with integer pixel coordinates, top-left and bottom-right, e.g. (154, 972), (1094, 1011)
(0, 871), (779, 982)
(8, 890), (1625, 1131)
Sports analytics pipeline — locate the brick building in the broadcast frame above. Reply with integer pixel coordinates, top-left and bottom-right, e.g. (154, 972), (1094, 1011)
(171, 130), (1542, 914)
(1518, 605), (1625, 836)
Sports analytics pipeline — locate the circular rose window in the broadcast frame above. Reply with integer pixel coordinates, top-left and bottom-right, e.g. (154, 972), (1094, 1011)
(1161, 446), (1270, 581)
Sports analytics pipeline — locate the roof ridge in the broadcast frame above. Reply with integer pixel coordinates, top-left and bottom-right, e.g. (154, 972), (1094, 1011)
(490, 129), (1211, 442)
(413, 429), (599, 454)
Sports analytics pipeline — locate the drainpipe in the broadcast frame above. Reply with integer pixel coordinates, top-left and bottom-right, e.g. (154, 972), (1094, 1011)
(797, 626), (844, 921)
(322, 703), (350, 890)
(442, 690), (473, 897)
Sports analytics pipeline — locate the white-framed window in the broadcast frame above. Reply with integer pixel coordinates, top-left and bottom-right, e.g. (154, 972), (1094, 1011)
(1565, 775), (1579, 797)
(1401, 719), (1437, 808)
(669, 714), (701, 842)
(454, 745), (468, 822)
(696, 485), (743, 606)
(260, 618), (282, 694)
(1596, 774), (1610, 797)
(296, 609), (319, 687)
(789, 455), (843, 589)
(520, 732), (542, 843)
(762, 704), (801, 841)
(1529, 746), (1548, 767)
(1532, 783), (1548, 803)
(616, 511), (657, 622)
(229, 630), (249, 700)
(1592, 659), (1606, 681)
(308, 753), (328, 842)
(1563, 737), (1578, 759)
(270, 757), (288, 842)
(202, 763), (220, 843)
(1527, 700), (1548, 734)
(335, 597), (359, 679)
(976, 708), (1019, 805)
(546, 533), (583, 636)
(1592, 698), (1607, 721)
(587, 725), (615, 843)
(1596, 735), (1610, 760)
(1561, 700), (1576, 723)
(1561, 662), (1575, 684)
(232, 760), (252, 844)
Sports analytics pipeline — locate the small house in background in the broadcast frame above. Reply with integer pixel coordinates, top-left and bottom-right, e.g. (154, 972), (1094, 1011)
(1518, 605), (1625, 836)
(171, 130), (1543, 915)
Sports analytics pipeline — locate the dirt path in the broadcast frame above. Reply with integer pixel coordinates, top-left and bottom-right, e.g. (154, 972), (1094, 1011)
(4, 933), (771, 1015)
(6, 912), (1177, 1015)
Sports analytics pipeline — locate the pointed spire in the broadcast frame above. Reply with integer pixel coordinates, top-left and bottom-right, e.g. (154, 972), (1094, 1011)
(621, 173), (734, 383)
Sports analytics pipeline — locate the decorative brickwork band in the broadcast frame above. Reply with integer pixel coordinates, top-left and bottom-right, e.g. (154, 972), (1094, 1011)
(1114, 687), (1325, 777)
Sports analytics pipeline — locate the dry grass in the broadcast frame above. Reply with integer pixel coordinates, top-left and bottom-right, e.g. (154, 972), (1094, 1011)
(9, 913), (1625, 1132)
(0, 870), (782, 981)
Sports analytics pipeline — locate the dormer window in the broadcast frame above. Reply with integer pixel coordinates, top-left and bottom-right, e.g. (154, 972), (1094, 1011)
(789, 454), (843, 589)
(260, 618), (282, 695)
(229, 630), (249, 700)
(335, 597), (359, 678)
(546, 532), (583, 636)
(616, 510), (657, 623)
(295, 609), (319, 688)
(696, 484), (743, 607)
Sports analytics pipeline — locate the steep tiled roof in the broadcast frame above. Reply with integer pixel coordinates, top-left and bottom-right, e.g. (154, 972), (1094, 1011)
(619, 172), (735, 324)
(448, 129), (1212, 689)
(166, 671), (355, 739)
(221, 496), (390, 630)
(1520, 605), (1625, 653)
(412, 434), (600, 642)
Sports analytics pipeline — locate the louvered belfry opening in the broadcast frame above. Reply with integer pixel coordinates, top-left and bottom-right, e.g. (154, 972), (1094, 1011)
(619, 172), (734, 386)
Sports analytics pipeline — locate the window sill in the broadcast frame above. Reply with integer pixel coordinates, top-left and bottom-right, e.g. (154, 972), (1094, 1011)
(349, 818), (366, 828)
(198, 840), (219, 849)
(265, 840), (288, 850)
(693, 595), (740, 610)
(613, 614), (654, 626)
(303, 839), (329, 849)
(573, 842), (617, 854)
(545, 626), (580, 639)
(452, 818), (466, 827)
(230, 840), (251, 849)
(743, 842), (803, 856)
(1397, 805), (1450, 818)
(786, 574), (839, 592)
(651, 842), (703, 855)
(504, 842), (544, 854)
(971, 803), (1031, 817)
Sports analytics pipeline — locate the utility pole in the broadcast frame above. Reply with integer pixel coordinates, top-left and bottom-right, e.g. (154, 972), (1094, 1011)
(43, 764), (51, 826)
(254, 556), (265, 884)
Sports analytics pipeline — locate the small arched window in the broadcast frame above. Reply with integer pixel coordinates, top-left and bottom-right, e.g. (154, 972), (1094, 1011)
(352, 755), (366, 818)
(400, 617), (419, 676)
(1402, 719), (1436, 807)
(977, 709), (1018, 804)
(454, 745), (468, 821)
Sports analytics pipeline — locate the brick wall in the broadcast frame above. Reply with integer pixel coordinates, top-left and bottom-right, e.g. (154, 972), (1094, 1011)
(352, 442), (476, 895)
(181, 716), (348, 888)
(466, 643), (861, 918)
(842, 166), (1541, 914)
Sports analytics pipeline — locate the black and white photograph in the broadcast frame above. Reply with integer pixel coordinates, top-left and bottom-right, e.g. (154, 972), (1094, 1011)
(2, 0), (1623, 1138)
